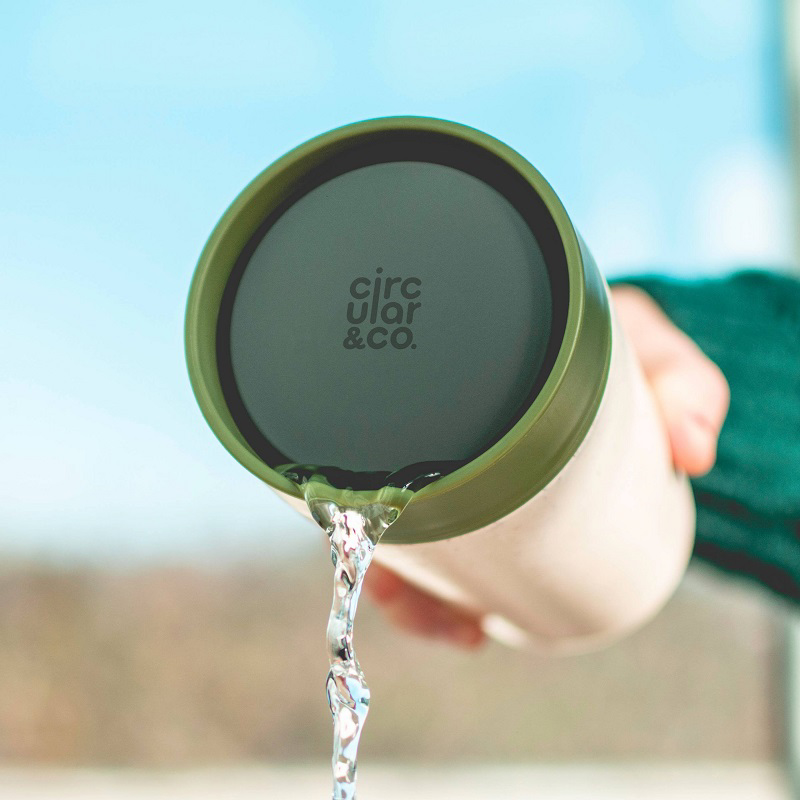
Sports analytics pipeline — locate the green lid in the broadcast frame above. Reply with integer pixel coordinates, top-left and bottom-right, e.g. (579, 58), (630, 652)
(185, 116), (611, 544)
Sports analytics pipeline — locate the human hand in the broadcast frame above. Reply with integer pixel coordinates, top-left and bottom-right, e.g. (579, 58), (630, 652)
(363, 284), (730, 648)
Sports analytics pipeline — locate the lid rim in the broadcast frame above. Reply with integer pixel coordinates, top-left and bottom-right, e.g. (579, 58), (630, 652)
(184, 115), (611, 544)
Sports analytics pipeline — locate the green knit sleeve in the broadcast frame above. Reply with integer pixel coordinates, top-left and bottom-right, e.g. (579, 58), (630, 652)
(610, 270), (800, 601)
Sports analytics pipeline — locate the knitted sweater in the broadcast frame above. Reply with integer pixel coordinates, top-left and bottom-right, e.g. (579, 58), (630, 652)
(615, 270), (800, 601)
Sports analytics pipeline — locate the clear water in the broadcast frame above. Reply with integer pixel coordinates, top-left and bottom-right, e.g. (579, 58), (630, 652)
(290, 477), (416, 800)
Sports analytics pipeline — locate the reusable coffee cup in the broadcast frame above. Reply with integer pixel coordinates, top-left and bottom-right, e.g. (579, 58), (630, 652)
(186, 116), (695, 651)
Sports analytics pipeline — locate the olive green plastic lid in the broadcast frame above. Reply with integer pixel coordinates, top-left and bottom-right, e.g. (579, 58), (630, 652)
(185, 116), (611, 544)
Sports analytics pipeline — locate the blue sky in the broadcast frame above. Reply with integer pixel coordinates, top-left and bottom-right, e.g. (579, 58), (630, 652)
(0, 0), (793, 561)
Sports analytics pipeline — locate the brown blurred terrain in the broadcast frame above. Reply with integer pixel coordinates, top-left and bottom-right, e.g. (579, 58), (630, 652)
(0, 554), (783, 766)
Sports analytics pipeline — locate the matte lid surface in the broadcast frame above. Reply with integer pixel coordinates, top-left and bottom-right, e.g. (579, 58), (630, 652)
(220, 160), (558, 475)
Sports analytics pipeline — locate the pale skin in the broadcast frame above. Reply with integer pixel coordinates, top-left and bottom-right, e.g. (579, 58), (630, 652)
(364, 284), (732, 648)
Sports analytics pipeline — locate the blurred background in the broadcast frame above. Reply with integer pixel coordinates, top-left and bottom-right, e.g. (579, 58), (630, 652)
(1, 0), (798, 797)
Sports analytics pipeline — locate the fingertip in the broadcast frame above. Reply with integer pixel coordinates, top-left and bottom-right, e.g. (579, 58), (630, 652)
(378, 586), (486, 648)
(671, 415), (718, 476)
(651, 357), (728, 477)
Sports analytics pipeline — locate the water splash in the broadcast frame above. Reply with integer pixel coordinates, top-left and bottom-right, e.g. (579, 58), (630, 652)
(304, 481), (412, 800)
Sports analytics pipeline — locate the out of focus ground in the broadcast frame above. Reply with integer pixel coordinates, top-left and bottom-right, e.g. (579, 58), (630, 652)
(0, 555), (784, 764)
(0, 764), (789, 799)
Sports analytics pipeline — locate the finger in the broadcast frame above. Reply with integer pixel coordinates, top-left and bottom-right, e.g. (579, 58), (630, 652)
(611, 285), (730, 477)
(649, 354), (729, 476)
(363, 562), (408, 603)
(364, 564), (485, 648)
(383, 587), (486, 648)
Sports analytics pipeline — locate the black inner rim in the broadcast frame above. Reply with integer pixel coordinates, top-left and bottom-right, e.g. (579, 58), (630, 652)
(216, 130), (570, 488)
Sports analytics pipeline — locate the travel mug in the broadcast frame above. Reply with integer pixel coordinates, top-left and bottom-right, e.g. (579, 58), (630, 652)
(185, 116), (695, 653)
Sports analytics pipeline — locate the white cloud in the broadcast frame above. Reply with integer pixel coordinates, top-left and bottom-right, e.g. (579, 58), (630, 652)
(689, 142), (792, 267)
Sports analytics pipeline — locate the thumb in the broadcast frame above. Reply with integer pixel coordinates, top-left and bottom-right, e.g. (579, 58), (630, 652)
(648, 354), (729, 476)
(611, 285), (730, 478)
